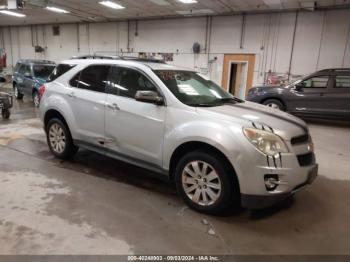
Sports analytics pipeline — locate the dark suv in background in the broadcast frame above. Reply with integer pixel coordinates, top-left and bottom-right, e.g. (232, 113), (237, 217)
(12, 60), (56, 107)
(246, 69), (350, 121)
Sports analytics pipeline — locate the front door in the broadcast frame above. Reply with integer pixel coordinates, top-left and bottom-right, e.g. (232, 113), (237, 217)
(66, 64), (110, 147)
(104, 66), (166, 170)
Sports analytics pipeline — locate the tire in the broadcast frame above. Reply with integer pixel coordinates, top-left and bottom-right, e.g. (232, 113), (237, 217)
(1, 109), (10, 120)
(46, 118), (79, 159)
(14, 84), (23, 100)
(262, 99), (284, 111)
(32, 90), (40, 107)
(175, 150), (240, 214)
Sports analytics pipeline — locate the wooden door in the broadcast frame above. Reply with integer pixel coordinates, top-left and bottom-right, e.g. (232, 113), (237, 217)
(222, 54), (255, 97)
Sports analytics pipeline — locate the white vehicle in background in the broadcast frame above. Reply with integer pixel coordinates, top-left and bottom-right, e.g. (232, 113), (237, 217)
(39, 56), (318, 214)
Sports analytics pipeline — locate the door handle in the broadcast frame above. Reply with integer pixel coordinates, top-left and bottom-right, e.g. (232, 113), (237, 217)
(320, 93), (324, 96)
(67, 92), (76, 98)
(107, 103), (120, 111)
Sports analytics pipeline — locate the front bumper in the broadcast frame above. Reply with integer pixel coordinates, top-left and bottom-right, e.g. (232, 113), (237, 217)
(241, 164), (318, 209)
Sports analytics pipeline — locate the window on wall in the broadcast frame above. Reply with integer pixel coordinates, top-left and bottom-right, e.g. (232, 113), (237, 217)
(335, 75), (350, 88)
(76, 65), (111, 93)
(301, 76), (329, 88)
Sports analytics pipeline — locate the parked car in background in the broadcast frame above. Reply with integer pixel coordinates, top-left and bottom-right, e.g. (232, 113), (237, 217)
(39, 56), (317, 213)
(12, 59), (56, 107)
(246, 69), (350, 121)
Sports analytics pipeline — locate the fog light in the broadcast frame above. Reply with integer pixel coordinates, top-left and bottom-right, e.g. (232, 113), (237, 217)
(264, 175), (279, 191)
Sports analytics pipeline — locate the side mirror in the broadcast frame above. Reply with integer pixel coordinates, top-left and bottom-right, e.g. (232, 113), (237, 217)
(295, 82), (305, 91)
(135, 90), (164, 105)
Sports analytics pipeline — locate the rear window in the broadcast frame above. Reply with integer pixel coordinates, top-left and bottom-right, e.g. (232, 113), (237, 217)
(47, 64), (76, 82)
(33, 65), (56, 79)
(14, 63), (22, 73)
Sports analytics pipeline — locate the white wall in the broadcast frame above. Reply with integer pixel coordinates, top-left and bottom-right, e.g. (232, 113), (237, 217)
(1, 9), (350, 86)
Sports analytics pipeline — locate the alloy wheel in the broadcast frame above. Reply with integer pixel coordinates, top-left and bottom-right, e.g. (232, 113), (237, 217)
(266, 102), (280, 110)
(182, 161), (222, 206)
(48, 123), (66, 154)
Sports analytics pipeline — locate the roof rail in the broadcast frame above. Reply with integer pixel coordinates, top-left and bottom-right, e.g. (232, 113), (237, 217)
(18, 59), (56, 64)
(70, 55), (166, 64)
(318, 68), (350, 72)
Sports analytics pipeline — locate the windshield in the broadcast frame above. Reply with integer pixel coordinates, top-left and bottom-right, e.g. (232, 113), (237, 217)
(155, 70), (242, 107)
(33, 65), (56, 79)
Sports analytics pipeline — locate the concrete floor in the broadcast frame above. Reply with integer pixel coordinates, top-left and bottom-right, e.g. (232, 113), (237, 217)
(1, 84), (350, 255)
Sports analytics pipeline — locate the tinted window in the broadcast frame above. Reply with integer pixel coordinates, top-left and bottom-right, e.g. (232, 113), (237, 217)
(14, 63), (22, 73)
(69, 72), (80, 88)
(33, 65), (55, 79)
(109, 67), (157, 98)
(48, 64), (75, 82)
(77, 65), (110, 93)
(18, 64), (27, 74)
(301, 76), (329, 88)
(335, 75), (350, 88)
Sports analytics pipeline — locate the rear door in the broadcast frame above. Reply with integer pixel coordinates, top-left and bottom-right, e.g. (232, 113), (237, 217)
(66, 64), (110, 148)
(290, 75), (331, 117)
(323, 74), (350, 120)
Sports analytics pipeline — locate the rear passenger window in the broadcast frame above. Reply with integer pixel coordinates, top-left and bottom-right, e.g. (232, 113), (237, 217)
(71, 65), (111, 93)
(110, 67), (157, 98)
(335, 76), (350, 88)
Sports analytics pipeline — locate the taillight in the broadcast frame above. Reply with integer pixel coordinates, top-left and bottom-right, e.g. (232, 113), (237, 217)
(38, 85), (46, 99)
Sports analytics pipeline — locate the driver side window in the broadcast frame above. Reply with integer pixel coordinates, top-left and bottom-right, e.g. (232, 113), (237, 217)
(301, 76), (329, 88)
(109, 67), (158, 98)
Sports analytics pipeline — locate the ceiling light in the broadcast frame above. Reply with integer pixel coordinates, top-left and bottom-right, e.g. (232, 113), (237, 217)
(177, 0), (198, 4)
(46, 6), (70, 13)
(99, 1), (125, 9)
(0, 10), (26, 17)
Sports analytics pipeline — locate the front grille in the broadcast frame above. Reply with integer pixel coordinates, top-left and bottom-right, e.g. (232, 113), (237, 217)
(291, 134), (310, 145)
(297, 153), (315, 167)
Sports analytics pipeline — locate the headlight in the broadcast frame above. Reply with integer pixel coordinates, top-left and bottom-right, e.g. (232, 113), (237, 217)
(243, 127), (289, 156)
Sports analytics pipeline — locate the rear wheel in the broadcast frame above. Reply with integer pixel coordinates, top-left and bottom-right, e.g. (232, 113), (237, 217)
(32, 91), (40, 107)
(262, 99), (284, 111)
(46, 118), (78, 159)
(14, 84), (23, 100)
(175, 150), (240, 214)
(1, 109), (10, 119)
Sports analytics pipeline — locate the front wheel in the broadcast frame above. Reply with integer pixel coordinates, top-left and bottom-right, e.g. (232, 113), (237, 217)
(14, 85), (23, 100)
(175, 150), (240, 214)
(46, 118), (78, 159)
(262, 99), (285, 111)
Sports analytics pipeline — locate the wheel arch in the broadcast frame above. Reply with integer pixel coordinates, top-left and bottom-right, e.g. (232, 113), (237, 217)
(44, 109), (69, 131)
(169, 141), (240, 190)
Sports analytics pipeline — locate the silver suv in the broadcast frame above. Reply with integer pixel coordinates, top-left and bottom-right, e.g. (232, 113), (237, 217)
(39, 56), (318, 214)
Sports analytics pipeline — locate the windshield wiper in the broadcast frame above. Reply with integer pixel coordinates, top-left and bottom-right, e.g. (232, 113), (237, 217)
(215, 97), (244, 104)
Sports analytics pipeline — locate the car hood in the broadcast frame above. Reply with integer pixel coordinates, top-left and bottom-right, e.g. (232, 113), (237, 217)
(196, 101), (308, 140)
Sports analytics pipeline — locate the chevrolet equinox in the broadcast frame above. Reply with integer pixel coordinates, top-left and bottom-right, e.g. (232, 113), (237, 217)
(39, 56), (318, 214)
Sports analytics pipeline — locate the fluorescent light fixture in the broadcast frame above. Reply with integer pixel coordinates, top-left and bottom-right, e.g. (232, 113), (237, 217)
(0, 10), (26, 17)
(99, 1), (125, 9)
(177, 0), (198, 3)
(46, 6), (70, 13)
